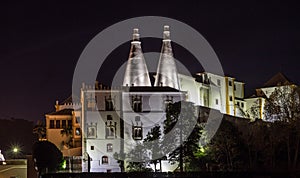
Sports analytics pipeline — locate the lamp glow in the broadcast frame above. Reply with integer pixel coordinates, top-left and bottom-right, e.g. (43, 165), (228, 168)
(13, 148), (18, 153)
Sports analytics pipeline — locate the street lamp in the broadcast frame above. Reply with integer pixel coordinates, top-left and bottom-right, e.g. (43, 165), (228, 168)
(13, 147), (18, 153)
(10, 144), (22, 159)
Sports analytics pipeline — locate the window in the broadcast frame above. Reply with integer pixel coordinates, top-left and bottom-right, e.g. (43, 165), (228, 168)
(50, 120), (54, 128)
(67, 120), (72, 127)
(241, 102), (244, 108)
(164, 96), (173, 111)
(135, 116), (140, 122)
(132, 95), (142, 112)
(229, 96), (233, 101)
(217, 79), (221, 86)
(87, 126), (97, 138)
(75, 117), (80, 124)
(132, 126), (143, 140)
(105, 121), (116, 139)
(229, 80), (232, 86)
(75, 128), (81, 136)
(237, 101), (240, 106)
(105, 96), (114, 111)
(107, 115), (113, 120)
(62, 120), (66, 128)
(87, 94), (96, 111)
(234, 84), (236, 90)
(215, 99), (219, 105)
(107, 143), (113, 152)
(102, 156), (108, 164)
(56, 120), (60, 128)
(91, 146), (94, 150)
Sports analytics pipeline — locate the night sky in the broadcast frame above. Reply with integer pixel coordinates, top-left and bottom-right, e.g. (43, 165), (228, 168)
(1, 1), (299, 122)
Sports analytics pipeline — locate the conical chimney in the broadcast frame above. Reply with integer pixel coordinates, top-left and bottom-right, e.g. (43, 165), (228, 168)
(154, 25), (180, 90)
(123, 28), (151, 87)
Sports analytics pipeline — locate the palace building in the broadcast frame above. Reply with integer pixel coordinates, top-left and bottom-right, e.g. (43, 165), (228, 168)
(44, 25), (297, 172)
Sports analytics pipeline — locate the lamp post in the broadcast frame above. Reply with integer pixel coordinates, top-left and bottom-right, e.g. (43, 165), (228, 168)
(11, 146), (20, 159)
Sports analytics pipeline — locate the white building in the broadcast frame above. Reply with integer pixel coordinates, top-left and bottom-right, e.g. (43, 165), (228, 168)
(179, 73), (246, 118)
(244, 72), (297, 120)
(79, 26), (248, 172)
(46, 25), (298, 172)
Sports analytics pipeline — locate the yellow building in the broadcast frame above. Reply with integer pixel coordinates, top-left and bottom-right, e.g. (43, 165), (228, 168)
(45, 99), (82, 157)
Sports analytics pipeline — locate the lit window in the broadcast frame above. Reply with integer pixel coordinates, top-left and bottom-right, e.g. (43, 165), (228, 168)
(132, 126), (143, 140)
(215, 99), (219, 105)
(229, 96), (233, 101)
(102, 156), (108, 164)
(50, 120), (54, 128)
(107, 143), (113, 152)
(56, 120), (60, 128)
(75, 128), (81, 136)
(217, 79), (221, 86)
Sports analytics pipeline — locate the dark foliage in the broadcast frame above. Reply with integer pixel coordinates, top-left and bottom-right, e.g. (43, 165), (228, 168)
(32, 141), (63, 175)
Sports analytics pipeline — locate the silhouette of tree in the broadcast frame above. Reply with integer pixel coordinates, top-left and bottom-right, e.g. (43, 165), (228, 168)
(208, 120), (247, 171)
(163, 101), (201, 172)
(264, 85), (300, 170)
(33, 120), (46, 141)
(32, 141), (63, 176)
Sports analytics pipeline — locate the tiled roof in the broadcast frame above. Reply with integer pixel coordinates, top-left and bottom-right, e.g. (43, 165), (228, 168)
(263, 72), (292, 88)
(61, 95), (80, 104)
(47, 109), (74, 116)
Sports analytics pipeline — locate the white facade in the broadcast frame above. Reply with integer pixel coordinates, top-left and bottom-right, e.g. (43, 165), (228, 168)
(81, 89), (122, 172)
(80, 86), (186, 172)
(179, 72), (246, 118)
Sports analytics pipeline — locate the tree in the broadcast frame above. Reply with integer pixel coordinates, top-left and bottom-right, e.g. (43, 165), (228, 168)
(143, 125), (164, 172)
(33, 120), (46, 141)
(264, 86), (300, 122)
(60, 126), (73, 148)
(32, 141), (63, 176)
(246, 119), (270, 170)
(264, 85), (300, 170)
(163, 101), (201, 172)
(125, 142), (152, 172)
(208, 119), (247, 171)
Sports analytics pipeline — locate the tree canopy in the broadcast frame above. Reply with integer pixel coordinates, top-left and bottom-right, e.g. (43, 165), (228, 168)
(32, 141), (63, 175)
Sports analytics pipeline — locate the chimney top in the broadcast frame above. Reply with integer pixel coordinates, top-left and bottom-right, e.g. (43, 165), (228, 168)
(163, 25), (170, 40)
(133, 28), (140, 41)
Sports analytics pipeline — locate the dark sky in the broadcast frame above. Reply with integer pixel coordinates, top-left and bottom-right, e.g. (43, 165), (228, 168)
(0, 1), (299, 122)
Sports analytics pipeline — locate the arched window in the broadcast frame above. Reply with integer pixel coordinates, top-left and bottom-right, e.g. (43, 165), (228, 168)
(102, 156), (108, 164)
